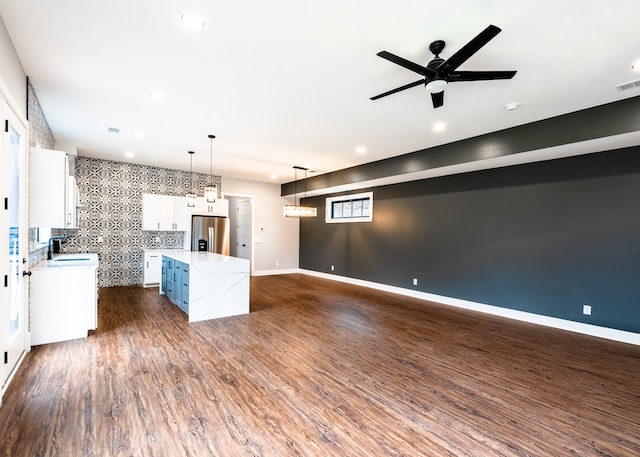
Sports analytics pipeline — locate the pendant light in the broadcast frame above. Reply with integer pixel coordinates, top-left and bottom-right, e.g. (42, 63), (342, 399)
(283, 166), (317, 218)
(186, 150), (197, 207)
(204, 134), (218, 202)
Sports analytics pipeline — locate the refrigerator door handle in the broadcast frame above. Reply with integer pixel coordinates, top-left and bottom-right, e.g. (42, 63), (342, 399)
(208, 226), (214, 252)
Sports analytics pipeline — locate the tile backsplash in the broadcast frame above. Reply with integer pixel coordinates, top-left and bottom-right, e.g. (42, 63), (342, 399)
(40, 157), (221, 287)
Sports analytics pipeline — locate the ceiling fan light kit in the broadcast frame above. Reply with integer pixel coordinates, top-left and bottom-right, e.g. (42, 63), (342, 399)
(371, 24), (517, 108)
(425, 80), (447, 94)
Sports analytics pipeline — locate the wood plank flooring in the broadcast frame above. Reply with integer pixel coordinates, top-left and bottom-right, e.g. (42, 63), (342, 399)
(1, 273), (639, 456)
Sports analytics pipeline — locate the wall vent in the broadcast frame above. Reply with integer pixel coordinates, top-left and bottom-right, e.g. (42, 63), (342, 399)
(107, 127), (120, 133)
(616, 79), (640, 92)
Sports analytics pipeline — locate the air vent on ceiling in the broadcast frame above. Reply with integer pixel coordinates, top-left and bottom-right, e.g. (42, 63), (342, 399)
(616, 79), (640, 92)
(107, 127), (120, 133)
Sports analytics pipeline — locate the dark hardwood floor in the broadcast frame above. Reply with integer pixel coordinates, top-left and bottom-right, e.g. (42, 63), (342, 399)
(1, 274), (639, 456)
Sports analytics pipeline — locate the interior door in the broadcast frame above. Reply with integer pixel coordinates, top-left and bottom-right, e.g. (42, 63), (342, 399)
(0, 94), (29, 392)
(236, 199), (251, 260)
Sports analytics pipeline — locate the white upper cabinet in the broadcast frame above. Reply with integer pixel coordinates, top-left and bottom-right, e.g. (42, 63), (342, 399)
(193, 197), (228, 217)
(30, 147), (76, 228)
(142, 193), (187, 231)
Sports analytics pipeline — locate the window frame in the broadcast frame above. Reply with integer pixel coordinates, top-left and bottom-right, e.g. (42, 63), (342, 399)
(325, 192), (373, 223)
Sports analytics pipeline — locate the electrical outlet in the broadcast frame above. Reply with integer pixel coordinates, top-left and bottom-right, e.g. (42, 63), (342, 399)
(583, 305), (592, 316)
(413, 278), (418, 286)
(331, 265), (335, 271)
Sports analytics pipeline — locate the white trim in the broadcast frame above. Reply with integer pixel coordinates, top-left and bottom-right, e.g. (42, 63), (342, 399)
(252, 268), (299, 276)
(297, 269), (640, 346)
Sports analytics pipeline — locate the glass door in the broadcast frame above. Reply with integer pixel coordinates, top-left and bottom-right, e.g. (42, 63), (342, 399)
(1, 94), (28, 391)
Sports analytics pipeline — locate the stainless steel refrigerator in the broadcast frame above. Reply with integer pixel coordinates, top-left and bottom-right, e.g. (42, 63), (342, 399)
(191, 215), (230, 255)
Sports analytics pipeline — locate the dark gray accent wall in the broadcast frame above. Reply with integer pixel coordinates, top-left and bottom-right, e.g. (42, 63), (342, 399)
(300, 147), (640, 334)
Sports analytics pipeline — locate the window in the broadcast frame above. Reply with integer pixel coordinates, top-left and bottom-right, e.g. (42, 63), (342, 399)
(325, 192), (373, 223)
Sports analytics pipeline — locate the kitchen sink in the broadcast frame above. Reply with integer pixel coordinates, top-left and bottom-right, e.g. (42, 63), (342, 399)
(45, 253), (99, 268)
(53, 257), (91, 262)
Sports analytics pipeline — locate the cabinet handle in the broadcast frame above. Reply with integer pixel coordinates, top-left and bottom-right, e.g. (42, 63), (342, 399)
(157, 222), (160, 230)
(146, 261), (149, 268)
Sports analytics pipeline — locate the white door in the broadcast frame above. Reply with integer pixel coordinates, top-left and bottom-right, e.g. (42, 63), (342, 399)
(1, 94), (29, 392)
(236, 199), (251, 260)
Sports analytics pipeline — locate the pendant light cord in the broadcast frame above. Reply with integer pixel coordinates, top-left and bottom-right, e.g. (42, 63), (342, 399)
(208, 134), (215, 187)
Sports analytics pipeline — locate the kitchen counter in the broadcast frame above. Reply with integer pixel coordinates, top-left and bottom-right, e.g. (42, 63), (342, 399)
(30, 253), (99, 346)
(160, 251), (250, 323)
(32, 253), (99, 270)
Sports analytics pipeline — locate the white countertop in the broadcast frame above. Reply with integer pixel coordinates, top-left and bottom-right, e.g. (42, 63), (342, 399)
(160, 251), (248, 266)
(32, 253), (99, 270)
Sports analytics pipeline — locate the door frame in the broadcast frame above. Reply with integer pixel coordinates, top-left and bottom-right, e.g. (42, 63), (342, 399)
(222, 192), (254, 275)
(0, 76), (30, 399)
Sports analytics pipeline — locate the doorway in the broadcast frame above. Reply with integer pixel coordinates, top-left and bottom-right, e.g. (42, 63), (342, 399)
(1, 91), (29, 394)
(224, 194), (253, 270)
(235, 199), (251, 260)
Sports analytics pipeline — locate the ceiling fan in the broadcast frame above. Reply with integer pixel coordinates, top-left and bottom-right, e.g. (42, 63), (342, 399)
(371, 25), (516, 108)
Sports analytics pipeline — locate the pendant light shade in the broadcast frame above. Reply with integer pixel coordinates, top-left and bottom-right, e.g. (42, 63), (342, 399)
(205, 134), (218, 202)
(186, 150), (197, 207)
(283, 166), (317, 218)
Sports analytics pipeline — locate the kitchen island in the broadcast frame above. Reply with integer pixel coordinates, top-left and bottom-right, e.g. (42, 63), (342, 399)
(160, 251), (250, 323)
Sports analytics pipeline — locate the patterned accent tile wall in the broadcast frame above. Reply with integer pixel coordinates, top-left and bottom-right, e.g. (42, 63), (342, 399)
(27, 79), (56, 266)
(27, 79), (55, 149)
(54, 157), (222, 287)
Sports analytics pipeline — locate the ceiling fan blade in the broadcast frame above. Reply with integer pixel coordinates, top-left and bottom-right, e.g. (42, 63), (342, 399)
(431, 91), (444, 108)
(438, 25), (502, 73)
(376, 51), (428, 76)
(448, 70), (516, 82)
(370, 79), (424, 100)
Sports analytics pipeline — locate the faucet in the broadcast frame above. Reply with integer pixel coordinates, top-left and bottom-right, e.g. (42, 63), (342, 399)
(47, 236), (68, 260)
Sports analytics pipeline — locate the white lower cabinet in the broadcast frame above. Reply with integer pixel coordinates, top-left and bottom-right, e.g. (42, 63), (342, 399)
(30, 255), (99, 346)
(143, 251), (162, 287)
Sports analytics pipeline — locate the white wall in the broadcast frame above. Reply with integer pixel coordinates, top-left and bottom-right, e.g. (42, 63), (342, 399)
(222, 177), (299, 274)
(0, 15), (26, 117)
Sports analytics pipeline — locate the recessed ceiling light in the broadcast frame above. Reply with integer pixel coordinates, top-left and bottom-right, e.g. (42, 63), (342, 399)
(149, 91), (166, 101)
(133, 130), (145, 138)
(432, 122), (446, 132)
(356, 146), (367, 154)
(124, 151), (134, 158)
(632, 62), (640, 71)
(181, 12), (205, 29)
(504, 102), (519, 111)
(270, 174), (278, 180)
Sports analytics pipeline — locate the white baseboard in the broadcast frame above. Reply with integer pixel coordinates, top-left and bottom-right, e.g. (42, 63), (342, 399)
(252, 268), (299, 277)
(297, 269), (640, 346)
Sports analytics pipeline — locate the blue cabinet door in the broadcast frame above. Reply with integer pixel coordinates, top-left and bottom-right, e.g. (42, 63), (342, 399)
(161, 256), (167, 293)
(180, 263), (190, 313)
(166, 257), (175, 302)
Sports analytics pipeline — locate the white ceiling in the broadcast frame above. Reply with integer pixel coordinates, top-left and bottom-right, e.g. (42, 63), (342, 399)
(1, 0), (640, 185)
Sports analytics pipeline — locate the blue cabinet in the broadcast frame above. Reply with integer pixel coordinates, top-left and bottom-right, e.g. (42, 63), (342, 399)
(162, 255), (190, 315)
(161, 256), (167, 293)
